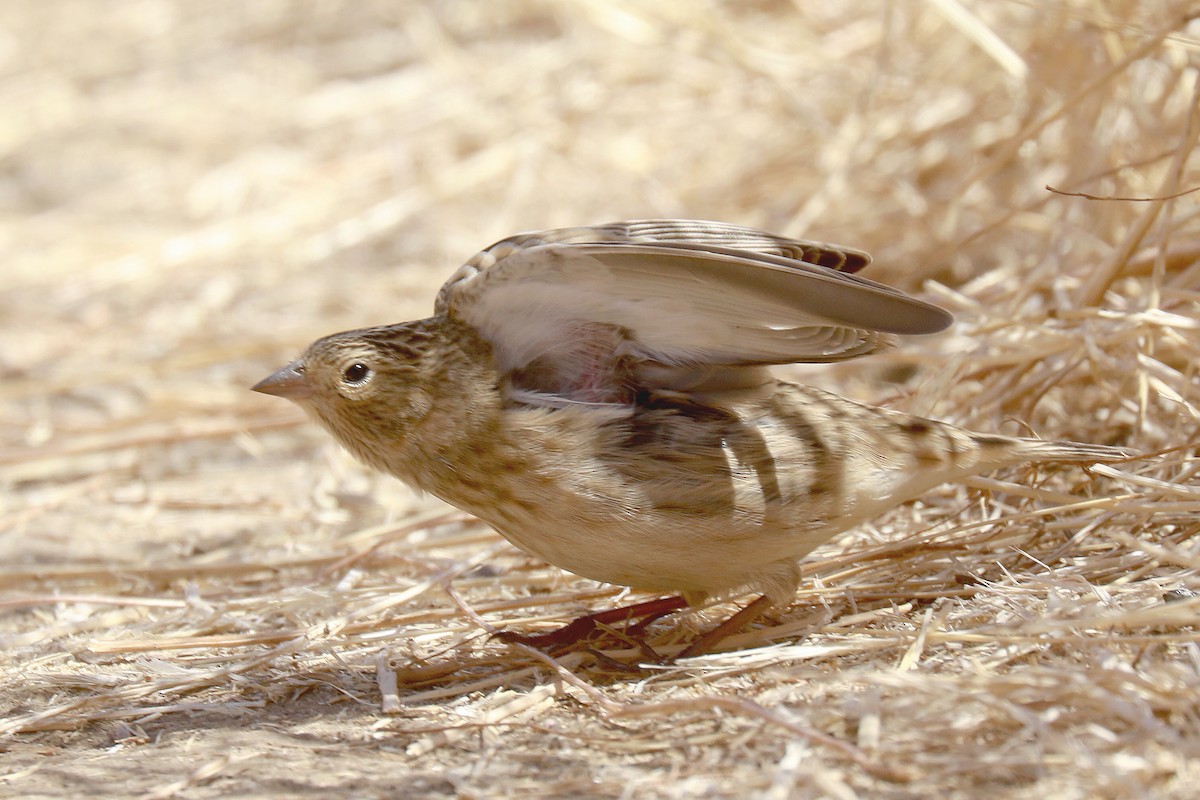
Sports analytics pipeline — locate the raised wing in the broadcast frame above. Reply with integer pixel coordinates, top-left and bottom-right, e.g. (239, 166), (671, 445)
(436, 220), (952, 400)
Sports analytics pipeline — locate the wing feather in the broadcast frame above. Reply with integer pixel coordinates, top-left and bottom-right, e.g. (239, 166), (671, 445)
(435, 220), (952, 396)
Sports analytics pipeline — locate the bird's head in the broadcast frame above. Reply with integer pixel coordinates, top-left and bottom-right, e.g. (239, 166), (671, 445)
(253, 325), (437, 471)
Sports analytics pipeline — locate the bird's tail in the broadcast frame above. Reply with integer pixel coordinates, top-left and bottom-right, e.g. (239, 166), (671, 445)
(1006, 437), (1135, 464)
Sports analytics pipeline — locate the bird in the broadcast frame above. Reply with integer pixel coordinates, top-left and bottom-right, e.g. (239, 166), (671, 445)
(253, 219), (1130, 656)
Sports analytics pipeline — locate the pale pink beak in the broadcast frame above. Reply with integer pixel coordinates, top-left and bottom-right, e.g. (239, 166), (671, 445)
(252, 360), (313, 401)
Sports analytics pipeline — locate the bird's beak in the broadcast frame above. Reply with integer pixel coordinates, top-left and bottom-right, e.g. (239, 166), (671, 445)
(252, 360), (313, 401)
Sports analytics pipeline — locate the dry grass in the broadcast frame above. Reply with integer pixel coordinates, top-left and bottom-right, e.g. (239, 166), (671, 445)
(3, 1), (1199, 797)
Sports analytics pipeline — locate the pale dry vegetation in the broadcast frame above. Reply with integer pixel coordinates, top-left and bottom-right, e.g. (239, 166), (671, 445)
(2, 2), (1199, 798)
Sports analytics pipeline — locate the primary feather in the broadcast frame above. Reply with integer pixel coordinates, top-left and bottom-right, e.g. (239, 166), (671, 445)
(435, 220), (952, 401)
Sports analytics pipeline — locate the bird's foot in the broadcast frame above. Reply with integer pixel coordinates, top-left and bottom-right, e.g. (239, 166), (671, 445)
(675, 595), (775, 658)
(495, 595), (688, 651)
(497, 594), (776, 661)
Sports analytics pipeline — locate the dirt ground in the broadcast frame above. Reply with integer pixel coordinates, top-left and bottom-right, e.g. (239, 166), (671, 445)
(3, 2), (1199, 798)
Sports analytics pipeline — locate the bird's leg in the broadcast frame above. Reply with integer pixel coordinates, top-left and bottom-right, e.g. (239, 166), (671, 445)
(675, 595), (774, 658)
(498, 594), (777, 658)
(496, 595), (688, 648)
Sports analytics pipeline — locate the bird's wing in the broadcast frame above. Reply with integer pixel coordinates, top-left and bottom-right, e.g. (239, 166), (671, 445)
(436, 220), (952, 398)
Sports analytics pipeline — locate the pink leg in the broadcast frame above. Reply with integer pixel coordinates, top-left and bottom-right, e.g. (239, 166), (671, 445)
(676, 595), (774, 658)
(496, 596), (688, 649)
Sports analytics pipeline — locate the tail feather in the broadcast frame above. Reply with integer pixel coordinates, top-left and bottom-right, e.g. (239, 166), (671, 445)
(1005, 438), (1135, 464)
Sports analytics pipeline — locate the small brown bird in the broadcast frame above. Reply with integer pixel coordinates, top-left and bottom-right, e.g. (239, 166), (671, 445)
(254, 220), (1129, 655)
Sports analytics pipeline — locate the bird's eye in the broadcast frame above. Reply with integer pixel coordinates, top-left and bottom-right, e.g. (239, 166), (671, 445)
(342, 363), (371, 385)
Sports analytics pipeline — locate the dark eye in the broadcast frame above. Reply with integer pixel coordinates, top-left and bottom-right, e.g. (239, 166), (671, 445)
(342, 363), (371, 384)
